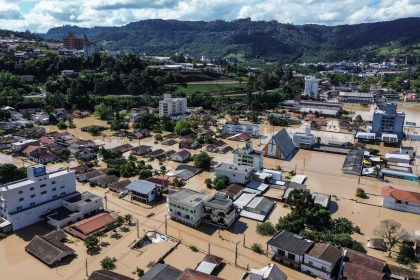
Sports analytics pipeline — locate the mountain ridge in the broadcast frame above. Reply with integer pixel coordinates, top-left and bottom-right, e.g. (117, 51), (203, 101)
(43, 17), (420, 63)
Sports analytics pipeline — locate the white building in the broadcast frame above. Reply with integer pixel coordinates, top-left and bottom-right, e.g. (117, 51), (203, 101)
(167, 188), (205, 228)
(233, 141), (264, 170)
(381, 186), (420, 214)
(221, 122), (260, 138)
(11, 139), (39, 152)
(159, 94), (188, 117)
(304, 76), (318, 96)
(0, 165), (77, 231)
(301, 243), (342, 280)
(214, 163), (254, 184)
(292, 126), (317, 148)
(202, 193), (236, 228)
(46, 192), (103, 228)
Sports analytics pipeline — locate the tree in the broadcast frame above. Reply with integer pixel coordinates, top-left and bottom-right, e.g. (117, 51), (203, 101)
(94, 103), (112, 120)
(251, 243), (264, 254)
(0, 164), (26, 184)
(213, 176), (229, 190)
(373, 219), (408, 256)
(84, 235), (99, 255)
(356, 188), (368, 199)
(134, 267), (144, 278)
(139, 168), (153, 179)
(204, 178), (213, 189)
(256, 222), (275, 236)
(193, 152), (211, 169)
(397, 240), (416, 265)
(101, 256), (117, 270)
(355, 114), (363, 123)
(174, 119), (192, 136)
(124, 214), (133, 225)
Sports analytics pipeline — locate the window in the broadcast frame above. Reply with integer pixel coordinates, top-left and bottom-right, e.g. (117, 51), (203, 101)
(40, 184), (46, 188)
(60, 186), (65, 189)
(30, 202), (35, 206)
(30, 194), (35, 198)
(52, 188), (56, 191)
(51, 181), (56, 185)
(17, 206), (22, 210)
(19, 197), (24, 202)
(41, 191), (47, 195)
(30, 187), (35, 191)
(18, 190), (23, 194)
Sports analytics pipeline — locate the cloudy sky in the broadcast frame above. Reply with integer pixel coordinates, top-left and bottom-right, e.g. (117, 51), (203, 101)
(1, 0), (419, 32)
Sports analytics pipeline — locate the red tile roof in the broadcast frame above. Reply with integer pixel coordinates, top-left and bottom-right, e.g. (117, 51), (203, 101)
(342, 248), (386, 280)
(22, 145), (41, 154)
(64, 213), (115, 239)
(381, 186), (420, 204)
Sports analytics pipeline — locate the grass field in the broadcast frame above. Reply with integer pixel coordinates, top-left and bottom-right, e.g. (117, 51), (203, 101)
(174, 82), (247, 95)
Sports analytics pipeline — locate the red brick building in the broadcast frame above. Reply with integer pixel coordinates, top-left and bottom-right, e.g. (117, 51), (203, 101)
(63, 32), (85, 50)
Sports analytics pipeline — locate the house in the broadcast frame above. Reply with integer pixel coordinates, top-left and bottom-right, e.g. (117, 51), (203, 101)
(292, 127), (317, 149)
(111, 144), (134, 154)
(233, 141), (264, 171)
(72, 110), (90, 119)
(93, 175), (119, 188)
(167, 189), (206, 228)
(267, 230), (314, 268)
(77, 149), (97, 161)
(141, 263), (182, 280)
(109, 179), (131, 194)
(71, 162), (95, 174)
(222, 184), (244, 200)
(246, 263), (287, 280)
(227, 133), (251, 142)
(263, 129), (297, 160)
(88, 269), (134, 280)
(11, 139), (39, 152)
(203, 193), (236, 228)
(241, 196), (275, 221)
(63, 213), (116, 240)
(126, 180), (162, 204)
(381, 186), (420, 214)
(367, 238), (386, 251)
(179, 138), (201, 149)
(162, 139), (178, 146)
(196, 254), (224, 275)
(0, 136), (14, 150)
(214, 163), (254, 184)
(177, 268), (224, 280)
(340, 248), (388, 280)
(221, 121), (260, 138)
(25, 230), (75, 266)
(172, 150), (192, 162)
(301, 243), (342, 279)
(76, 169), (106, 182)
(132, 145), (152, 156)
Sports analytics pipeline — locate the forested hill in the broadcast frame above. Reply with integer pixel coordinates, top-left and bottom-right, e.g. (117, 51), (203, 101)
(44, 18), (420, 63)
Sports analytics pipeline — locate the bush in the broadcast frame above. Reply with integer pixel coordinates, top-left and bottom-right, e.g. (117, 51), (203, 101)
(352, 241), (367, 253)
(57, 122), (68, 130)
(356, 188), (368, 199)
(101, 256), (117, 270)
(213, 176), (229, 190)
(397, 240), (416, 265)
(154, 134), (163, 141)
(135, 267), (144, 277)
(193, 152), (211, 169)
(189, 245), (198, 252)
(251, 243), (264, 254)
(256, 222), (275, 236)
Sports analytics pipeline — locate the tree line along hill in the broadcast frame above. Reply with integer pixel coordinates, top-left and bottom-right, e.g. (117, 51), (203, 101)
(43, 17), (420, 63)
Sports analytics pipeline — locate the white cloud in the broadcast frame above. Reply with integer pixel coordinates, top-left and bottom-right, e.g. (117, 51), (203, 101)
(3, 0), (420, 32)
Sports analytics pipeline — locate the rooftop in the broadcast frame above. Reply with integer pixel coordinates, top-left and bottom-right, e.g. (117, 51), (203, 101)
(215, 163), (254, 174)
(268, 230), (314, 256)
(141, 263), (182, 280)
(381, 186), (420, 204)
(168, 188), (206, 207)
(306, 243), (342, 264)
(88, 269), (134, 280)
(126, 180), (157, 194)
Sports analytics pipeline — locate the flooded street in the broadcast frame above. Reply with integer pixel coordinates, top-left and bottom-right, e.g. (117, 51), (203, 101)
(1, 113), (420, 279)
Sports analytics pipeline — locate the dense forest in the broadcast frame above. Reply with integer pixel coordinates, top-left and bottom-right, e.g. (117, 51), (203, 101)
(43, 18), (420, 63)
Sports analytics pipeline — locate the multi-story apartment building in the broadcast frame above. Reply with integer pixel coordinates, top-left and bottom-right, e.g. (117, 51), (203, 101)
(0, 165), (77, 231)
(159, 94), (188, 117)
(63, 32), (85, 50)
(304, 76), (319, 96)
(167, 189), (205, 228)
(232, 141), (264, 171)
(221, 121), (260, 138)
(338, 92), (374, 103)
(202, 193), (236, 228)
(371, 102), (405, 139)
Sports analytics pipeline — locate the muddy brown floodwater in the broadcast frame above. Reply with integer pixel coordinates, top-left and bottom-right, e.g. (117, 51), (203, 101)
(1, 113), (420, 279)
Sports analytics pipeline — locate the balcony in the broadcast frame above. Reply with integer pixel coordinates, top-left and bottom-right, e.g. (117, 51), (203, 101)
(273, 253), (302, 268)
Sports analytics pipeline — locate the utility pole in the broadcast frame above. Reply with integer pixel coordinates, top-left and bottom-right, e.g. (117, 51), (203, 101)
(235, 241), (240, 266)
(136, 218), (139, 238)
(165, 214), (168, 235)
(243, 234), (246, 248)
(104, 192), (108, 210)
(208, 243), (211, 254)
(85, 258), (88, 277)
